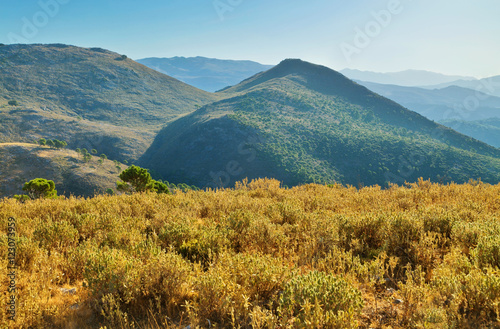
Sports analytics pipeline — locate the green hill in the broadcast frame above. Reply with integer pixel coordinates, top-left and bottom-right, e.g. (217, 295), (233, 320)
(0, 143), (125, 198)
(140, 59), (500, 187)
(0, 44), (220, 161)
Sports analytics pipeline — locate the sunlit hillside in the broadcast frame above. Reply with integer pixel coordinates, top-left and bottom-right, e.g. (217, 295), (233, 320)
(1, 178), (499, 328)
(0, 143), (126, 198)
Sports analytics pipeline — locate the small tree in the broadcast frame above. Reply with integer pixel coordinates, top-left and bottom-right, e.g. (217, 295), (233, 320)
(117, 165), (155, 193)
(83, 152), (92, 163)
(153, 180), (170, 194)
(91, 149), (97, 154)
(53, 140), (67, 149)
(75, 148), (81, 154)
(13, 195), (30, 203)
(22, 178), (57, 200)
(100, 154), (107, 160)
(46, 139), (55, 148)
(80, 148), (91, 162)
(38, 138), (47, 146)
(116, 181), (131, 193)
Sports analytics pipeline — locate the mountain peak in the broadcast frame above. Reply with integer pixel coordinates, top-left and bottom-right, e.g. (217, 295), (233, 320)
(273, 58), (334, 75)
(219, 58), (367, 101)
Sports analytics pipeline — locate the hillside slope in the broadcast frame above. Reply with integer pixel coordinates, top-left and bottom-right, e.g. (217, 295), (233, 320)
(140, 59), (500, 188)
(439, 118), (500, 148)
(0, 143), (125, 198)
(0, 44), (220, 161)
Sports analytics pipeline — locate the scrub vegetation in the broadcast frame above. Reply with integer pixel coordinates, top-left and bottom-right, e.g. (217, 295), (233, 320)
(1, 178), (499, 328)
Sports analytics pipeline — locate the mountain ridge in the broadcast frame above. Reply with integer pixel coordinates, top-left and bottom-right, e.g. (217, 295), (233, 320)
(137, 56), (274, 92)
(421, 76), (500, 98)
(355, 80), (500, 123)
(340, 68), (477, 87)
(0, 44), (220, 162)
(141, 59), (500, 188)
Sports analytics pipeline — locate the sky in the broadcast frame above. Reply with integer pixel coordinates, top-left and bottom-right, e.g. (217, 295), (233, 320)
(1, 0), (499, 78)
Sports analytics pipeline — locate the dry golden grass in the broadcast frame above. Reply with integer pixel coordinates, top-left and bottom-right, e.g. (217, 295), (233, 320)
(1, 178), (500, 328)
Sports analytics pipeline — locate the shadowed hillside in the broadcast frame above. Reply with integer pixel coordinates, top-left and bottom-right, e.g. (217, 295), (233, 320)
(140, 59), (500, 188)
(439, 118), (500, 148)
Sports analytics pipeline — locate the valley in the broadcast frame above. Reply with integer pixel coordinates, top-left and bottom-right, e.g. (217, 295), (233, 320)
(1, 44), (500, 198)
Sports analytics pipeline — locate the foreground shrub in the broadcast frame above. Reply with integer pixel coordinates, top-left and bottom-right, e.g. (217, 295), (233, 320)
(1, 178), (500, 328)
(84, 246), (193, 326)
(191, 252), (291, 327)
(278, 271), (363, 328)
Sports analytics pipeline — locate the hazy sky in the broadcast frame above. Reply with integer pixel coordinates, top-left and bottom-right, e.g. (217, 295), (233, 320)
(1, 0), (499, 78)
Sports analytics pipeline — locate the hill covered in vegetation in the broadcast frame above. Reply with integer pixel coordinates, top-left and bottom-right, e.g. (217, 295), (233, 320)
(1, 179), (499, 328)
(440, 118), (500, 148)
(0, 44), (220, 161)
(140, 59), (500, 188)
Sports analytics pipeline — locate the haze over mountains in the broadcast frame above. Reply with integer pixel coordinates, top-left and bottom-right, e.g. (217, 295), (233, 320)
(340, 69), (477, 87)
(422, 76), (500, 98)
(137, 57), (273, 92)
(2, 44), (500, 198)
(355, 81), (500, 122)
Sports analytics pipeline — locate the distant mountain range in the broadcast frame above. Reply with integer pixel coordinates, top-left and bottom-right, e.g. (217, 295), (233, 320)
(421, 76), (500, 98)
(355, 81), (500, 122)
(137, 57), (274, 92)
(140, 59), (500, 188)
(340, 69), (476, 87)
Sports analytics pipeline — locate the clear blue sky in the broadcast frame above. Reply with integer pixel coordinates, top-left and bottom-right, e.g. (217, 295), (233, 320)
(1, 0), (499, 78)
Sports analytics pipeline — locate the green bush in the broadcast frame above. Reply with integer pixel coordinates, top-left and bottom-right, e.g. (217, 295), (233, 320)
(22, 178), (57, 200)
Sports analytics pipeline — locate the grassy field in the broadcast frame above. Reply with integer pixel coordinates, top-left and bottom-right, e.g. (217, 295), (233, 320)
(1, 178), (499, 328)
